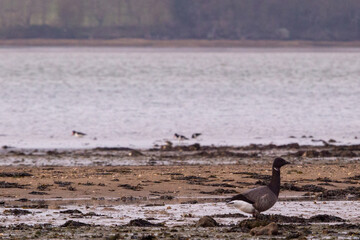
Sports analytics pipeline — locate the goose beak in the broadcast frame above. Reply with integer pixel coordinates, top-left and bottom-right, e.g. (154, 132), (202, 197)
(284, 160), (291, 165)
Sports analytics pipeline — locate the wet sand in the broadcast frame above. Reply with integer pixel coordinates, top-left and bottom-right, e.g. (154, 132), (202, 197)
(0, 143), (359, 239)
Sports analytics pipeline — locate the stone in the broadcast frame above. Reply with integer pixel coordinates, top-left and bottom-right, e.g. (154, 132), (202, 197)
(250, 222), (278, 236)
(195, 216), (218, 227)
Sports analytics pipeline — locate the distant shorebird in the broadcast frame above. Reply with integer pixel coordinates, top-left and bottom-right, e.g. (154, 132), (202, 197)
(174, 133), (188, 140)
(191, 133), (202, 139)
(227, 157), (290, 218)
(72, 130), (86, 137)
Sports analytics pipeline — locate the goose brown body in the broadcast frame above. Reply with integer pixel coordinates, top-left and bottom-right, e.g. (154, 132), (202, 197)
(227, 157), (290, 217)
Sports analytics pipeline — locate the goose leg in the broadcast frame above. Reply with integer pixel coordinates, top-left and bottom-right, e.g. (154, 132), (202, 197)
(253, 210), (260, 218)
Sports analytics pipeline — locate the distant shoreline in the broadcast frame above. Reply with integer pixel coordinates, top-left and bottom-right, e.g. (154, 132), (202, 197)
(1, 38), (360, 48)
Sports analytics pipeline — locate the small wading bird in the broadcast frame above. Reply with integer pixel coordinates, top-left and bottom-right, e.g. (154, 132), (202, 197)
(174, 133), (188, 140)
(191, 133), (202, 139)
(72, 130), (86, 137)
(227, 157), (290, 218)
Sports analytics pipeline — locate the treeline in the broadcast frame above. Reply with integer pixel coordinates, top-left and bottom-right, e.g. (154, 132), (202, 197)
(0, 0), (360, 41)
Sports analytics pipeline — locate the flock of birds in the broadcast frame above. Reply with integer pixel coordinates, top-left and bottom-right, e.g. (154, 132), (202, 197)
(71, 129), (290, 217)
(72, 130), (202, 142)
(174, 133), (201, 140)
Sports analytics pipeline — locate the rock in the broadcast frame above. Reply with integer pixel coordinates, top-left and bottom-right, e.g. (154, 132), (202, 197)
(210, 213), (247, 218)
(320, 189), (349, 199)
(334, 223), (360, 230)
(3, 209), (31, 216)
(348, 174), (360, 180)
(195, 216), (218, 227)
(282, 183), (325, 193)
(230, 219), (270, 232)
(95, 147), (133, 151)
(319, 150), (332, 157)
(54, 181), (73, 187)
(301, 184), (326, 192)
(160, 144), (172, 151)
(0, 181), (28, 189)
(16, 198), (29, 202)
(0, 172), (33, 177)
(129, 150), (144, 157)
(336, 150), (357, 157)
(118, 184), (143, 191)
(188, 143), (201, 151)
(37, 184), (52, 191)
(199, 188), (237, 195)
(159, 195), (174, 200)
(61, 220), (90, 227)
(60, 209), (83, 214)
(286, 232), (305, 239)
(29, 191), (49, 195)
(279, 143), (300, 149)
(256, 214), (307, 223)
(127, 219), (163, 227)
(309, 214), (344, 222)
(140, 235), (157, 240)
(106, 234), (121, 240)
(250, 222), (278, 236)
(302, 150), (319, 158)
(180, 200), (198, 204)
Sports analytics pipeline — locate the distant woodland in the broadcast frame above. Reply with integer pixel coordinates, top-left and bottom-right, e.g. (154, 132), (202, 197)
(1, 0), (360, 41)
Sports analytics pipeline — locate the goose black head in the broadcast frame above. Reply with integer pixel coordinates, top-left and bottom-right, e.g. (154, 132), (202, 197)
(273, 157), (290, 169)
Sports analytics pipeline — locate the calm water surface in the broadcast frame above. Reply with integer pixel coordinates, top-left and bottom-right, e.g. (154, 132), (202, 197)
(0, 47), (359, 148)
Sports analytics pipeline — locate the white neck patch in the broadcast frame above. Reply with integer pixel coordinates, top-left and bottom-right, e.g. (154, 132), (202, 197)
(274, 167), (279, 171)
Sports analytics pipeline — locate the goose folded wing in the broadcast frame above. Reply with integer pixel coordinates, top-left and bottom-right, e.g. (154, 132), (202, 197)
(232, 186), (273, 204)
(228, 193), (255, 204)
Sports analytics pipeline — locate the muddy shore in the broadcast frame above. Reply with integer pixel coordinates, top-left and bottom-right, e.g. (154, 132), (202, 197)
(0, 143), (359, 239)
(2, 38), (360, 48)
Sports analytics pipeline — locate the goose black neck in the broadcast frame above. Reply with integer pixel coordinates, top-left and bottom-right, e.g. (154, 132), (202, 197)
(268, 167), (281, 196)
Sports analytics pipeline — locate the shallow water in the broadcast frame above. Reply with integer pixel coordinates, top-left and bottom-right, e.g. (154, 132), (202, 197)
(1, 47), (360, 149)
(0, 201), (359, 226)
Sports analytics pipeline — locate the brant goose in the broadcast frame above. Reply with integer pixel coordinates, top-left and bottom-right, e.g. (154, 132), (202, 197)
(174, 133), (189, 140)
(191, 133), (202, 139)
(72, 130), (86, 137)
(227, 157), (290, 217)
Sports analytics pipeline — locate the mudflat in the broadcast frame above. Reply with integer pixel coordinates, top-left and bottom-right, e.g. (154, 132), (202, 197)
(0, 163), (359, 204)
(0, 143), (359, 239)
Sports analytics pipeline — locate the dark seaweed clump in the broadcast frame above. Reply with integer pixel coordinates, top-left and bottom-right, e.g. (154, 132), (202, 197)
(118, 184), (143, 191)
(61, 220), (91, 227)
(0, 181), (28, 189)
(126, 219), (163, 227)
(3, 209), (31, 216)
(0, 172), (33, 177)
(200, 188), (238, 195)
(54, 181), (73, 187)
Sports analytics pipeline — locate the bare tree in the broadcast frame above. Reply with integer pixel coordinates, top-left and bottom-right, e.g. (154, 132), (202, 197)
(89, 0), (107, 27)
(58, 0), (85, 29)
